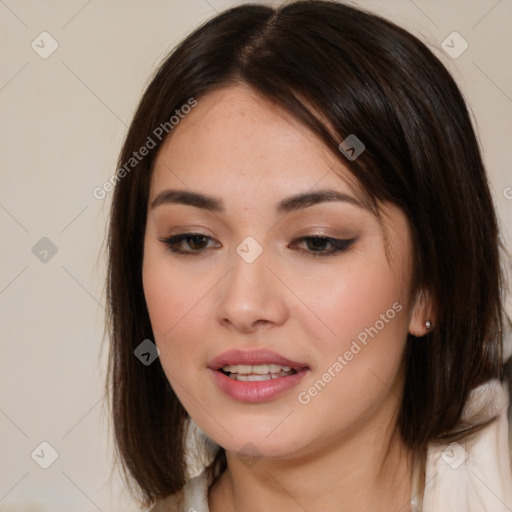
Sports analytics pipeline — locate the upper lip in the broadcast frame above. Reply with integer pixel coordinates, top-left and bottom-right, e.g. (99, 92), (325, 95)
(209, 349), (308, 370)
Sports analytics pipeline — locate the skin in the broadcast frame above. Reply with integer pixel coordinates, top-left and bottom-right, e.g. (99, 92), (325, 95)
(142, 83), (432, 512)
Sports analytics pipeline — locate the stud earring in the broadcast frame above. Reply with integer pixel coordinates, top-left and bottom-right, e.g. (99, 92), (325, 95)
(425, 320), (433, 330)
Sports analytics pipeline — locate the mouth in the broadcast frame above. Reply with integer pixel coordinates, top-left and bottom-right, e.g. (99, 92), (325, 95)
(218, 363), (299, 381)
(208, 349), (310, 402)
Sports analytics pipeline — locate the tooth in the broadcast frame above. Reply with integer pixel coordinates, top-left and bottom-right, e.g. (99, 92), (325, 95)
(251, 364), (270, 375)
(237, 365), (252, 374)
(281, 366), (291, 372)
(236, 374), (249, 381)
(245, 374), (272, 382)
(269, 364), (282, 373)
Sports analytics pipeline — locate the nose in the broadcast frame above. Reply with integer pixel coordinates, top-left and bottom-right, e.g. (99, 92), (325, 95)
(216, 245), (289, 333)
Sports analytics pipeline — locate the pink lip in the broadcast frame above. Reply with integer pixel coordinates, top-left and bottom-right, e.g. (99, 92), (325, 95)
(208, 349), (308, 370)
(208, 349), (310, 403)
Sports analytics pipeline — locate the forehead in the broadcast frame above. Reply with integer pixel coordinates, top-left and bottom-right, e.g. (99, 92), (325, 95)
(150, 84), (364, 202)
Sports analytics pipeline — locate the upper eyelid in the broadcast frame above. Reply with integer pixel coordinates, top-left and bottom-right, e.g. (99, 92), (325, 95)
(291, 235), (356, 251)
(159, 233), (219, 246)
(162, 233), (346, 243)
(159, 233), (355, 253)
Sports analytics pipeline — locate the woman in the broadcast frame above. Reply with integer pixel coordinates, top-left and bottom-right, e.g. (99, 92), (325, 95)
(106, 1), (512, 510)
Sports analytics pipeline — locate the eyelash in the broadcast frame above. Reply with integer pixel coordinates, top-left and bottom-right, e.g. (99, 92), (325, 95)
(157, 233), (356, 257)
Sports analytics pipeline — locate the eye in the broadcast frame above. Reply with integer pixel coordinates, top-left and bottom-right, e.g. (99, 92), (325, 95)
(291, 236), (356, 256)
(158, 233), (220, 254)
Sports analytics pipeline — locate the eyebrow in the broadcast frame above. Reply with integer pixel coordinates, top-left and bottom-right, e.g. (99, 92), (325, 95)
(277, 189), (363, 213)
(151, 189), (223, 211)
(150, 188), (364, 214)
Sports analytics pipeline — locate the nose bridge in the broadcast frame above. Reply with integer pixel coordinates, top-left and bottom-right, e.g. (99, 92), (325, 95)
(232, 237), (269, 291)
(216, 236), (287, 330)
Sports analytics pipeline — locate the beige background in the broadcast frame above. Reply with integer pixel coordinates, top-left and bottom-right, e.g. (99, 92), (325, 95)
(0, 0), (511, 510)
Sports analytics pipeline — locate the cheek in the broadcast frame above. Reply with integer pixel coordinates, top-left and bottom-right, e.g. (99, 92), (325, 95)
(296, 251), (409, 354)
(142, 252), (227, 425)
(292, 254), (409, 414)
(142, 251), (199, 359)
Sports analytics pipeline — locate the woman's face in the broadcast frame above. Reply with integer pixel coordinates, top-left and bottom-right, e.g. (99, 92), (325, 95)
(142, 84), (426, 460)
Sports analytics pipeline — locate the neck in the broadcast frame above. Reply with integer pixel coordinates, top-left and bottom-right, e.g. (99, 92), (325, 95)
(209, 421), (414, 512)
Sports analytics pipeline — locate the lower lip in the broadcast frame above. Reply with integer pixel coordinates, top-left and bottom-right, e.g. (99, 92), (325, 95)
(210, 368), (309, 403)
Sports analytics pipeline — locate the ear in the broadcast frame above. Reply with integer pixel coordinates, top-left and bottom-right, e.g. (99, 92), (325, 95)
(408, 288), (435, 337)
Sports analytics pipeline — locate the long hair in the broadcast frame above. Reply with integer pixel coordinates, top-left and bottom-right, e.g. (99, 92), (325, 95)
(106, 1), (506, 506)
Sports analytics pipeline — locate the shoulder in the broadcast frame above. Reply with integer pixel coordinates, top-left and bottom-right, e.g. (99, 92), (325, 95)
(148, 465), (217, 512)
(422, 379), (512, 511)
(147, 493), (181, 512)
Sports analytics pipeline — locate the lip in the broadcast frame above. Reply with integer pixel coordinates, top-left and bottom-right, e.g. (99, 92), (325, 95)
(208, 348), (308, 370)
(208, 349), (310, 403)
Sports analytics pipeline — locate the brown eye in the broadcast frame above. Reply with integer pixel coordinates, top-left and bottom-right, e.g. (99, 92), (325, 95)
(187, 235), (209, 250)
(158, 233), (219, 254)
(304, 237), (331, 251)
(292, 236), (356, 256)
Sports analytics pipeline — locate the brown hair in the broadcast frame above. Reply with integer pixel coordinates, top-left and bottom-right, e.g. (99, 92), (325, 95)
(106, 0), (507, 506)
